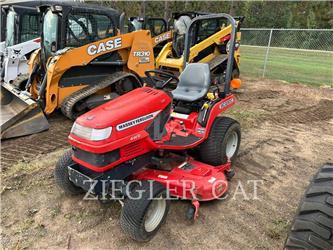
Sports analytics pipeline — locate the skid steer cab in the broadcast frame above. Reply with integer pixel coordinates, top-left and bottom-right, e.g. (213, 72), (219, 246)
(127, 16), (172, 56)
(0, 2), (161, 139)
(55, 14), (242, 242)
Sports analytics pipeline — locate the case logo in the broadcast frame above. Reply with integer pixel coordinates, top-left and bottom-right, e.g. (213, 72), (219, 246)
(154, 32), (171, 44)
(116, 111), (160, 131)
(87, 37), (122, 56)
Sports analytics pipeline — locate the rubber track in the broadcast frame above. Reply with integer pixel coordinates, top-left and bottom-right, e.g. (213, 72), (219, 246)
(61, 72), (140, 120)
(285, 163), (333, 249)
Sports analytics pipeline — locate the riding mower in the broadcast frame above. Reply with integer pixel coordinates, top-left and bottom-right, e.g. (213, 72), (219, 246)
(54, 14), (241, 242)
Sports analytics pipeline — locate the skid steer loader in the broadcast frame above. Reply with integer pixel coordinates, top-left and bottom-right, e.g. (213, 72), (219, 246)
(0, 1), (44, 86)
(0, 2), (173, 139)
(156, 11), (244, 88)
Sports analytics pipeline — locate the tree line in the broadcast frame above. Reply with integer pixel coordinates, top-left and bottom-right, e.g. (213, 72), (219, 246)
(98, 1), (333, 29)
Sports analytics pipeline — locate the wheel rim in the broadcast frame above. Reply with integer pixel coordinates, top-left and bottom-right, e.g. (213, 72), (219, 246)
(225, 131), (238, 159)
(144, 196), (166, 232)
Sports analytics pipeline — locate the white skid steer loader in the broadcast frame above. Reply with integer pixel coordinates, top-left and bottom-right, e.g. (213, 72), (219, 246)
(0, 1), (42, 87)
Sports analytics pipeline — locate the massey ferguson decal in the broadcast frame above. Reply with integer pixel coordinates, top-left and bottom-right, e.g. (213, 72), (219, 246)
(220, 97), (235, 109)
(133, 50), (151, 64)
(87, 37), (122, 56)
(116, 111), (160, 131)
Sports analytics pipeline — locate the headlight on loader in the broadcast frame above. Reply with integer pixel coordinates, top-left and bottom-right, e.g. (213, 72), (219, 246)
(71, 122), (112, 141)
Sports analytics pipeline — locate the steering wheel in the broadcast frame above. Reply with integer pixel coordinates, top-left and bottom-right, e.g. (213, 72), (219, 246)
(145, 70), (179, 89)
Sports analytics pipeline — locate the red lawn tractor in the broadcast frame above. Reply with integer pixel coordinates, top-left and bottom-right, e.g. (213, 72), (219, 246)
(55, 14), (241, 242)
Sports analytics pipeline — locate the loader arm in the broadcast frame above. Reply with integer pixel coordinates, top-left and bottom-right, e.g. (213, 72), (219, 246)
(2, 37), (41, 83)
(32, 30), (156, 115)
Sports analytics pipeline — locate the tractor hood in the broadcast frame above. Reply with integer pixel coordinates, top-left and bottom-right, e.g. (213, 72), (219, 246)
(75, 87), (172, 135)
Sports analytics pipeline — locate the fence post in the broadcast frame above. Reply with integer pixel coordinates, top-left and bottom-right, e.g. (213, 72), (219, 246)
(263, 29), (273, 77)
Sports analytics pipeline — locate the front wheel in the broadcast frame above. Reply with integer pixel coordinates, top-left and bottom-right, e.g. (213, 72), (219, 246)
(199, 117), (241, 166)
(120, 181), (170, 242)
(54, 150), (84, 195)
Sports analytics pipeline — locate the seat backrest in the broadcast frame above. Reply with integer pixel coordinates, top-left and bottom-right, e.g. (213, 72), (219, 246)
(172, 63), (211, 102)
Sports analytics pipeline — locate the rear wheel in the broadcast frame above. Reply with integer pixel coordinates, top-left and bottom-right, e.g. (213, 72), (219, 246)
(285, 163), (333, 249)
(54, 150), (83, 195)
(198, 117), (241, 166)
(120, 181), (170, 242)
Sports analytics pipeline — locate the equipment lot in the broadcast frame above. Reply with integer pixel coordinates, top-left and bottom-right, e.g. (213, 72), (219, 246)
(1, 77), (332, 249)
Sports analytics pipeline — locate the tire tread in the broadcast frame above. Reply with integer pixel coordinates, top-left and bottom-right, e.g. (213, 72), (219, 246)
(199, 116), (240, 165)
(285, 163), (333, 249)
(54, 150), (83, 195)
(120, 181), (169, 242)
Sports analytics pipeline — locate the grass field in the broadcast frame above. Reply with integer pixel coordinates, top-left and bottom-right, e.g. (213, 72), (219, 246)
(241, 45), (333, 87)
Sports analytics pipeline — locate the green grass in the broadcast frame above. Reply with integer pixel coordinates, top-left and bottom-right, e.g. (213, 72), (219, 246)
(241, 45), (333, 87)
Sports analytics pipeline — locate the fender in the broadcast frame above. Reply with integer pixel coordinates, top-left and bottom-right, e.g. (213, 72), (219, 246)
(203, 94), (236, 139)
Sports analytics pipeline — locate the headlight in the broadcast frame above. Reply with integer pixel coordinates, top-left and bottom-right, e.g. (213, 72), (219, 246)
(71, 122), (112, 141)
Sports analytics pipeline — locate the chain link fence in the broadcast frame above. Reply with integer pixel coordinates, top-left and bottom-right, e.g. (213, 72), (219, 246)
(241, 28), (333, 86)
(90, 1), (333, 86)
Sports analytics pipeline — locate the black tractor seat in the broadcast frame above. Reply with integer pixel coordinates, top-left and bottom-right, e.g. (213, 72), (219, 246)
(172, 63), (211, 102)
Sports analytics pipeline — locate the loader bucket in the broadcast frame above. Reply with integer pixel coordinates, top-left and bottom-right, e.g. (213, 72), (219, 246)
(1, 84), (49, 139)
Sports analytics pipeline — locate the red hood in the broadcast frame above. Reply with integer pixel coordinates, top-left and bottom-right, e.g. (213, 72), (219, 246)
(76, 87), (172, 130)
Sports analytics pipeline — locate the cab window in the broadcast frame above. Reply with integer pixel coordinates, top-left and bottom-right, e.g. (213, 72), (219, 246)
(146, 19), (167, 36)
(195, 18), (227, 43)
(66, 13), (115, 47)
(20, 13), (40, 43)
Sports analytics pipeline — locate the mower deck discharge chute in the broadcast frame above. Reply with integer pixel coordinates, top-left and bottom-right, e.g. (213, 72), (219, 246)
(55, 14), (242, 242)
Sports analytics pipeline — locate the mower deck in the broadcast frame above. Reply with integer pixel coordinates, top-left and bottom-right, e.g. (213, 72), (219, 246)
(134, 158), (231, 201)
(68, 155), (231, 202)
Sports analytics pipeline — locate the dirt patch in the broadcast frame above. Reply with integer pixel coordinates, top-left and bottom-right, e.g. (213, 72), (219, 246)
(1, 78), (333, 249)
(1, 113), (72, 169)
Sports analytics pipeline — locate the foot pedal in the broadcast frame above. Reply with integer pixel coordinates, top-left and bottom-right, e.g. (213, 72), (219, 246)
(225, 169), (235, 180)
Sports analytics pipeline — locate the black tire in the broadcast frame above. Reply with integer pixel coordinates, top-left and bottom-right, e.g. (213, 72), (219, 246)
(54, 150), (84, 195)
(198, 116), (241, 166)
(120, 181), (170, 242)
(285, 163), (333, 249)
